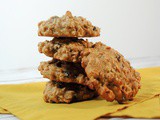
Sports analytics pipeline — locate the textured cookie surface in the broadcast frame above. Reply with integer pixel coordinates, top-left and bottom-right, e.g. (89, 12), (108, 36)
(44, 81), (97, 103)
(38, 11), (100, 37)
(38, 37), (93, 62)
(38, 59), (88, 84)
(81, 42), (141, 103)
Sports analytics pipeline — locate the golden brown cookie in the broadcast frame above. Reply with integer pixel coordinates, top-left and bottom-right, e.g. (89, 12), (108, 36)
(38, 37), (93, 62)
(43, 81), (98, 103)
(81, 42), (141, 103)
(38, 59), (88, 84)
(38, 11), (100, 37)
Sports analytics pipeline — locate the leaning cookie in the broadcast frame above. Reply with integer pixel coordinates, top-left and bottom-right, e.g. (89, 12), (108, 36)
(44, 81), (98, 103)
(38, 11), (100, 37)
(81, 42), (141, 103)
(38, 37), (93, 62)
(38, 59), (88, 84)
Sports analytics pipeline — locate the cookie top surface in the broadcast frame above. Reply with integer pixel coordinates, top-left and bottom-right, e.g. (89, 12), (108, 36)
(81, 42), (141, 103)
(38, 11), (100, 37)
(43, 81), (97, 103)
(38, 37), (93, 62)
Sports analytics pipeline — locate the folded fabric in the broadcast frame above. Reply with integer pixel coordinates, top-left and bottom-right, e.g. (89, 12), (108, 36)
(0, 67), (159, 120)
(0, 107), (9, 114)
(99, 94), (160, 119)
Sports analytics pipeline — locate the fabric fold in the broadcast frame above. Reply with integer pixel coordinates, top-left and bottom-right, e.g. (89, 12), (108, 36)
(99, 94), (160, 119)
(0, 107), (9, 114)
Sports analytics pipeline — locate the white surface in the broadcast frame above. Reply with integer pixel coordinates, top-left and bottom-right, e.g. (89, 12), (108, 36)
(0, 56), (160, 120)
(0, 0), (160, 70)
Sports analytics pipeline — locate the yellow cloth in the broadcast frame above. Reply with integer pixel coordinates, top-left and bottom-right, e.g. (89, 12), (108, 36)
(104, 95), (160, 118)
(0, 107), (9, 114)
(0, 67), (159, 120)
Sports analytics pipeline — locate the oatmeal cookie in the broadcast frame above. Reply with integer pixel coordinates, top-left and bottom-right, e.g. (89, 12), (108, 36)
(38, 37), (93, 62)
(81, 42), (141, 103)
(38, 59), (88, 84)
(43, 81), (98, 103)
(38, 11), (100, 37)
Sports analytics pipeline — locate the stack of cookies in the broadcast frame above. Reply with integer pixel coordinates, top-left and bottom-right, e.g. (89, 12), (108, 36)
(38, 11), (141, 104)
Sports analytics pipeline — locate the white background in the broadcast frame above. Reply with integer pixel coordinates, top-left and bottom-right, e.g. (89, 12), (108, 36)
(0, 0), (160, 70)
